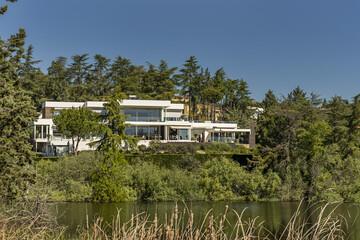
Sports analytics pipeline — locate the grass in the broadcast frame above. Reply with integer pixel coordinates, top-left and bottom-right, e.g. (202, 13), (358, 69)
(0, 201), (351, 240)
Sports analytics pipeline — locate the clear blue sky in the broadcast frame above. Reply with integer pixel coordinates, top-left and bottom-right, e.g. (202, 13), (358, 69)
(1, 0), (359, 102)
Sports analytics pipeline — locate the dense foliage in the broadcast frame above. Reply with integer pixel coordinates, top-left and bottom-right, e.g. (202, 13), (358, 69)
(257, 88), (360, 202)
(0, 24), (38, 200)
(35, 148), (281, 202)
(52, 107), (98, 155)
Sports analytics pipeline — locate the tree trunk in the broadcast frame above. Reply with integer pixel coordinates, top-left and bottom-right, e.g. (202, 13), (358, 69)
(188, 93), (192, 121)
(72, 136), (75, 155)
(74, 136), (81, 156)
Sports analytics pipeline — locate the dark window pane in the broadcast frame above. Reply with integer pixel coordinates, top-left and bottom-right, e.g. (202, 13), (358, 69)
(125, 126), (136, 136)
(178, 129), (188, 140)
(149, 109), (161, 122)
(137, 109), (148, 121)
(124, 109), (137, 121)
(137, 126), (149, 139)
(149, 126), (160, 140)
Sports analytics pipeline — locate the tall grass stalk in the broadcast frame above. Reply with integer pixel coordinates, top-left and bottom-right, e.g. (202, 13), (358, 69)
(76, 201), (347, 240)
(0, 201), (350, 239)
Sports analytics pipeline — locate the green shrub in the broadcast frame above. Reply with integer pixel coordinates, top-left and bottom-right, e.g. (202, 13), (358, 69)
(126, 161), (203, 201)
(36, 151), (100, 202)
(201, 142), (232, 153)
(177, 155), (201, 171)
(199, 157), (246, 200)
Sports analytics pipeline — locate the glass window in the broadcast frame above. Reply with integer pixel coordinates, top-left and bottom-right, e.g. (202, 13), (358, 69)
(124, 109), (137, 121)
(238, 132), (249, 144)
(191, 129), (204, 141)
(169, 128), (177, 140)
(149, 126), (160, 140)
(137, 109), (148, 122)
(51, 110), (61, 118)
(213, 132), (219, 142)
(52, 127), (63, 139)
(149, 109), (161, 122)
(125, 126), (136, 136)
(178, 129), (188, 140)
(137, 126), (149, 140)
(35, 125), (41, 139)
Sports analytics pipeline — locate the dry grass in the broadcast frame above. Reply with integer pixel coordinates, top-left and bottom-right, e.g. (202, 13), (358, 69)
(77, 201), (348, 240)
(0, 201), (66, 240)
(0, 201), (350, 240)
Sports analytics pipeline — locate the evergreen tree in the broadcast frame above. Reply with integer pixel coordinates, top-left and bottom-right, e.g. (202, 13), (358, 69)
(178, 56), (201, 120)
(47, 56), (69, 101)
(0, 28), (38, 200)
(263, 89), (278, 109)
(18, 44), (47, 110)
(110, 56), (143, 96)
(143, 60), (177, 100)
(89, 54), (111, 98)
(346, 94), (360, 155)
(90, 88), (138, 202)
(0, 0), (18, 15)
(68, 54), (92, 101)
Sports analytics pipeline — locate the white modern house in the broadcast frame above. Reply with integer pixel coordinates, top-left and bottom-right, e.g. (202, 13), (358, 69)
(30, 98), (255, 156)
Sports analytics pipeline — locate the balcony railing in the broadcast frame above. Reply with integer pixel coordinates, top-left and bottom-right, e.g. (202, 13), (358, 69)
(164, 117), (189, 121)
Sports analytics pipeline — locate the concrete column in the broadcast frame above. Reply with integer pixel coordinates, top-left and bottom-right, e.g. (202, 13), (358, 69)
(248, 125), (256, 148)
(188, 129), (191, 140)
(164, 126), (168, 140)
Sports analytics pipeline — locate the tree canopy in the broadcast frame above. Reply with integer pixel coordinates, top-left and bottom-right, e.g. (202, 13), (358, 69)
(52, 107), (98, 156)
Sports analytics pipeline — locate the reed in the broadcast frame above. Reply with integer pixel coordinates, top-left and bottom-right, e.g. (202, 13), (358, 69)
(76, 201), (347, 240)
(0, 201), (66, 240)
(0, 201), (350, 240)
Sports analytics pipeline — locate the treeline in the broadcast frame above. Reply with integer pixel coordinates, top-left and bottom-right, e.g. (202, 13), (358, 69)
(20, 50), (253, 124)
(256, 88), (360, 202)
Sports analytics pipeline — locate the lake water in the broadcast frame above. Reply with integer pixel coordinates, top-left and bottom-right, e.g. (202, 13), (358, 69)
(51, 201), (360, 239)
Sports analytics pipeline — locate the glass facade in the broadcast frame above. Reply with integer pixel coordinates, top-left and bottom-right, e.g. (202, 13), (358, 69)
(125, 126), (162, 140)
(34, 125), (49, 139)
(125, 126), (136, 136)
(123, 108), (161, 122)
(124, 109), (137, 121)
(169, 128), (189, 140)
(137, 126), (149, 139)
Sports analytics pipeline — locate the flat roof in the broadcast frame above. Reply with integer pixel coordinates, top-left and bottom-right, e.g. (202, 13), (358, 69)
(119, 99), (172, 108)
(84, 101), (107, 108)
(43, 102), (84, 108)
(43, 100), (183, 109)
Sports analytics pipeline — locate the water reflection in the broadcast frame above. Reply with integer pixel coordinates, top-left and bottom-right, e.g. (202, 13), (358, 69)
(51, 201), (360, 239)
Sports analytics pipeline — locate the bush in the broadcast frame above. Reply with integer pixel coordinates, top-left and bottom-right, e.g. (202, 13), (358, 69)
(201, 142), (232, 153)
(36, 151), (100, 201)
(177, 155), (201, 171)
(126, 161), (204, 201)
(199, 157), (246, 200)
